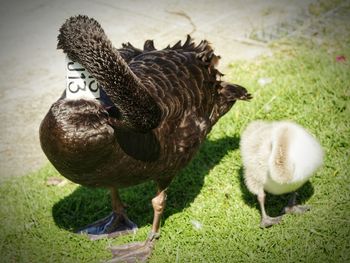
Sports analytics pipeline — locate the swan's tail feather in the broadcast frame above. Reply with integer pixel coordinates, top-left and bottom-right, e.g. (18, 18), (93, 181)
(219, 82), (252, 102)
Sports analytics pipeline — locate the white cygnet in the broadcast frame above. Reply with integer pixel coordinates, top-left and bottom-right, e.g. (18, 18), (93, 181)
(240, 120), (324, 227)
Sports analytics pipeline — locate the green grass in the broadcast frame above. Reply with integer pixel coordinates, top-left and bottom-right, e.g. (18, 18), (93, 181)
(1, 28), (350, 263)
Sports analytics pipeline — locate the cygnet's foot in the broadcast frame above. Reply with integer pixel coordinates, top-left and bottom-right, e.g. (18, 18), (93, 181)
(76, 212), (138, 240)
(260, 215), (283, 228)
(283, 205), (311, 214)
(107, 232), (159, 263)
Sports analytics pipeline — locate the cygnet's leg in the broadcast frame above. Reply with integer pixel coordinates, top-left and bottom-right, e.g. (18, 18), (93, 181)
(258, 191), (283, 228)
(108, 186), (167, 263)
(76, 187), (137, 240)
(283, 192), (311, 214)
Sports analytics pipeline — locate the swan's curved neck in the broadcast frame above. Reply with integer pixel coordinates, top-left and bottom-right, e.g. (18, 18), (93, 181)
(58, 16), (161, 132)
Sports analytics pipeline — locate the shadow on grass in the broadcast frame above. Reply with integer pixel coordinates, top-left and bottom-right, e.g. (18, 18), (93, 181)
(52, 136), (240, 231)
(238, 167), (315, 217)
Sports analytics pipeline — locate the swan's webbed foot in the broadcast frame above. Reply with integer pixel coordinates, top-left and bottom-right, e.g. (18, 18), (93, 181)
(107, 232), (159, 263)
(105, 186), (167, 262)
(260, 215), (283, 228)
(282, 192), (311, 214)
(283, 205), (311, 214)
(258, 191), (283, 228)
(76, 212), (138, 240)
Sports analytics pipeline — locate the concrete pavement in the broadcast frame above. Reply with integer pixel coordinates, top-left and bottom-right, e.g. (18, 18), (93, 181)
(0, 0), (315, 180)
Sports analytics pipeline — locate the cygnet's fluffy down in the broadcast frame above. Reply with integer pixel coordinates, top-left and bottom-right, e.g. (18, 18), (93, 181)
(240, 120), (324, 227)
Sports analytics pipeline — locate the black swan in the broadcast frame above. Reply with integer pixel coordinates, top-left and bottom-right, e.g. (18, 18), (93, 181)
(40, 15), (251, 262)
(240, 120), (323, 227)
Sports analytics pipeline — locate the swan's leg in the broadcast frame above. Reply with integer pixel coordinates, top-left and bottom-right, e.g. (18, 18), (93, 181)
(283, 192), (311, 214)
(258, 191), (283, 228)
(150, 187), (167, 236)
(108, 186), (167, 263)
(76, 187), (137, 240)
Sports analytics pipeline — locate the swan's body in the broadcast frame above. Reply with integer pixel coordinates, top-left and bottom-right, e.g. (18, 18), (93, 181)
(39, 15), (251, 261)
(240, 120), (323, 227)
